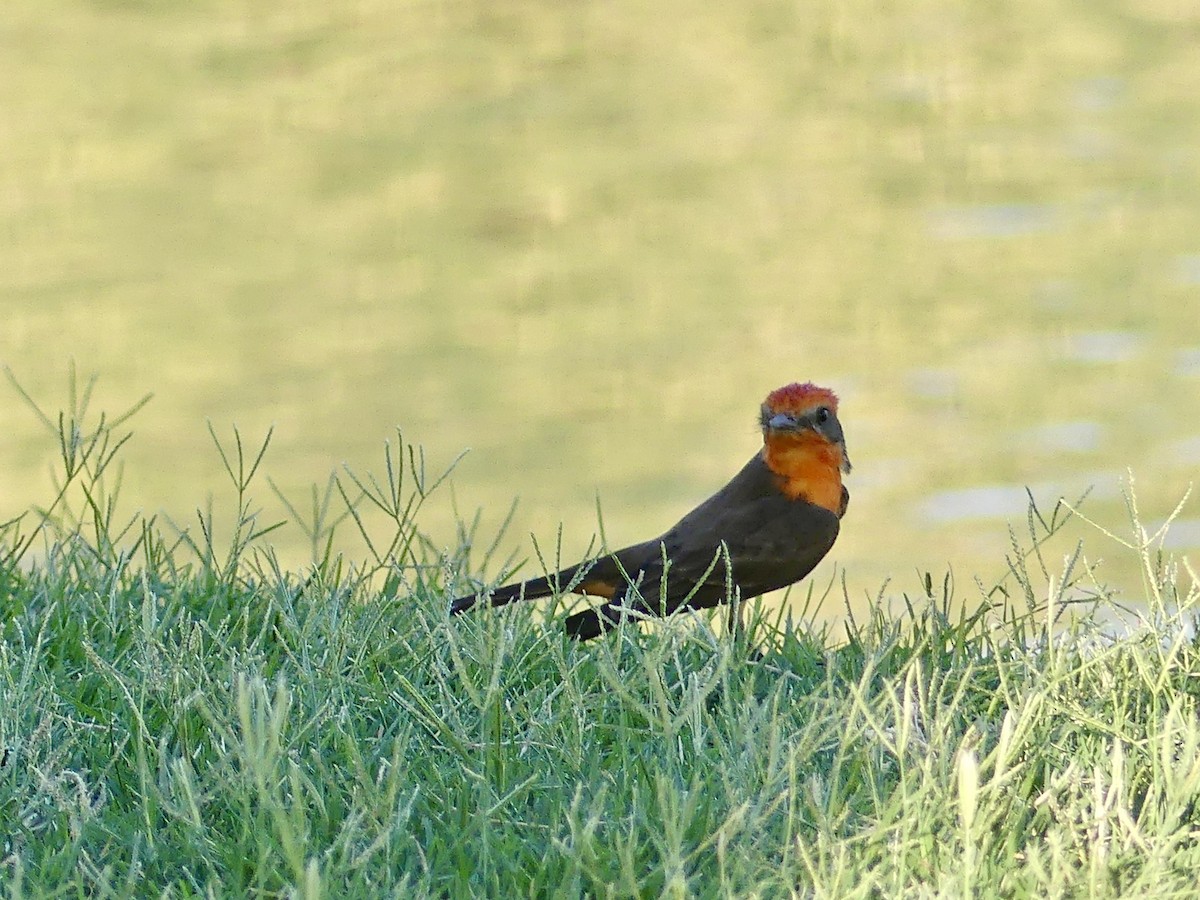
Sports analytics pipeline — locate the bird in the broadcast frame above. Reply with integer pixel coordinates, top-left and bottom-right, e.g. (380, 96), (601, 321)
(448, 382), (851, 640)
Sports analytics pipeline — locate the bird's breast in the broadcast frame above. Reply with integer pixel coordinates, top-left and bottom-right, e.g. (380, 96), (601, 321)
(761, 436), (845, 515)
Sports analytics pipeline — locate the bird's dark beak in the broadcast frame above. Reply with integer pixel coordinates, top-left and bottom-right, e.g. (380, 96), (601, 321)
(765, 412), (798, 431)
(841, 443), (853, 474)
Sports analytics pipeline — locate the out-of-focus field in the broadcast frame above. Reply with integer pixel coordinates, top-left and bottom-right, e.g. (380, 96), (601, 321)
(2, 0), (1198, 617)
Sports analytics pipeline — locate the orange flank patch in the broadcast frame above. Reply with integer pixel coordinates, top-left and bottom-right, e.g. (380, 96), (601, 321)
(761, 430), (845, 514)
(577, 578), (617, 598)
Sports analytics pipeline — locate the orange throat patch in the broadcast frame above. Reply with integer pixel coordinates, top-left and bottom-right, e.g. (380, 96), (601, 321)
(761, 433), (844, 513)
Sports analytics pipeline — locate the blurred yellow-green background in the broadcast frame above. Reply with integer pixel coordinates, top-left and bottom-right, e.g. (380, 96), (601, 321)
(3, 0), (1198, 617)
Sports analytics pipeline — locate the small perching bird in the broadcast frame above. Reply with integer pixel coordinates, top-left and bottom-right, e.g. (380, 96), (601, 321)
(449, 382), (851, 640)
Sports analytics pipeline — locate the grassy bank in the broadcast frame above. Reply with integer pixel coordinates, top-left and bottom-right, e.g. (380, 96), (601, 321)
(2, 384), (1198, 898)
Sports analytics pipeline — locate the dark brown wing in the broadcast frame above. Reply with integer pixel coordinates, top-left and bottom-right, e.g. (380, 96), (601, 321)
(643, 496), (838, 614)
(448, 539), (659, 615)
(564, 455), (842, 638)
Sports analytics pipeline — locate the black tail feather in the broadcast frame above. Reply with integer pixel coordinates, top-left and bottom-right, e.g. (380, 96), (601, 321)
(448, 573), (561, 616)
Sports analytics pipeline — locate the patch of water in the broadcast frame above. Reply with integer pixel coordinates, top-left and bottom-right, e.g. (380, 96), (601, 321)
(1063, 128), (1117, 161)
(1020, 420), (1103, 453)
(919, 471), (1122, 524)
(927, 203), (1058, 240)
(906, 367), (959, 400)
(1174, 254), (1200, 286)
(1174, 347), (1200, 376)
(1166, 435), (1200, 464)
(1071, 76), (1125, 113)
(1033, 278), (1078, 312)
(1061, 330), (1144, 364)
(1145, 518), (1200, 551)
(919, 485), (1033, 524)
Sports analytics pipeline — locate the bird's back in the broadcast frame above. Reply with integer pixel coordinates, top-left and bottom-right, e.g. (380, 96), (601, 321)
(614, 454), (843, 615)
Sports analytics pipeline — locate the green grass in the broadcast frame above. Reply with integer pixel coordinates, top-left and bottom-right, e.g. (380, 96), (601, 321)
(3, 376), (1199, 898)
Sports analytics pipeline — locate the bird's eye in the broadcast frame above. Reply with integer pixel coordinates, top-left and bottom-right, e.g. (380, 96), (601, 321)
(815, 407), (831, 425)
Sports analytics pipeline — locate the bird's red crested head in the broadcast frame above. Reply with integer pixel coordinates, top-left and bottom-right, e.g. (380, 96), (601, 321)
(762, 382), (839, 418)
(758, 381), (851, 513)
